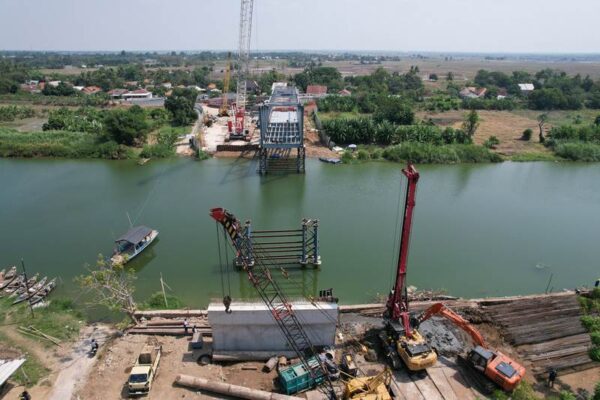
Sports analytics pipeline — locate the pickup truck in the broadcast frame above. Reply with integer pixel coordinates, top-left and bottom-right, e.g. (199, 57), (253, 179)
(128, 345), (161, 396)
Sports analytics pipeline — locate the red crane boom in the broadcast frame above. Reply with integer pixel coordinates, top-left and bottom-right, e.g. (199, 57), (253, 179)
(385, 163), (419, 338)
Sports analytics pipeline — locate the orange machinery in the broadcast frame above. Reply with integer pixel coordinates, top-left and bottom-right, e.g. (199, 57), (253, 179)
(417, 303), (526, 392)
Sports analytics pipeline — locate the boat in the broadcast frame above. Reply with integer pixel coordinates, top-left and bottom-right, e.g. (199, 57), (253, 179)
(13, 277), (48, 305)
(1, 275), (24, 296)
(111, 226), (159, 265)
(29, 278), (57, 306)
(0, 266), (18, 290)
(319, 157), (342, 165)
(9, 273), (39, 298)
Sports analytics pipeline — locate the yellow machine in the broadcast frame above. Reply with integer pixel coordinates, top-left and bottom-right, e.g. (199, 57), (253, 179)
(383, 328), (437, 372)
(343, 368), (392, 400)
(218, 52), (232, 117)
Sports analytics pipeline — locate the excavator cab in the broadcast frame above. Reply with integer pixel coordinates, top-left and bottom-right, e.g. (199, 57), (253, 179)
(467, 346), (493, 373)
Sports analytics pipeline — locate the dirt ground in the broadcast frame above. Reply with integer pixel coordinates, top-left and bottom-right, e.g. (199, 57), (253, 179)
(75, 334), (279, 400)
(1, 323), (113, 400)
(417, 110), (549, 156)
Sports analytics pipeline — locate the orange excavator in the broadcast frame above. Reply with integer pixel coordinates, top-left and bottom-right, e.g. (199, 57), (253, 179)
(416, 303), (526, 392)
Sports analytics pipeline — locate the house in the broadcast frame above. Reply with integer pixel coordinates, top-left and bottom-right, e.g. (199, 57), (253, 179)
(518, 83), (535, 94)
(122, 89), (153, 100)
(338, 89), (352, 96)
(124, 81), (139, 87)
(162, 82), (173, 89)
(20, 83), (41, 94)
(459, 86), (487, 99)
(207, 83), (217, 90)
(306, 85), (328, 98)
(73, 86), (84, 91)
(48, 80), (62, 88)
(496, 88), (508, 100)
(82, 86), (102, 95)
(107, 88), (128, 99)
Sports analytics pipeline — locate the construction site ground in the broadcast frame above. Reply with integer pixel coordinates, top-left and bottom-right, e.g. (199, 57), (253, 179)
(2, 292), (598, 399)
(200, 105), (338, 160)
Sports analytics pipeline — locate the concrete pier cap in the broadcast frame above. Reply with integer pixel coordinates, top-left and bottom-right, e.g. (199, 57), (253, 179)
(208, 301), (338, 353)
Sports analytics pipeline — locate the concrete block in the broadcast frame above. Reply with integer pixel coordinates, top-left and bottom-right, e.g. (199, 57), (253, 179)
(208, 301), (338, 352)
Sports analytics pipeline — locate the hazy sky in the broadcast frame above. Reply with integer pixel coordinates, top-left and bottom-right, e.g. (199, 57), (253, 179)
(1, 0), (599, 53)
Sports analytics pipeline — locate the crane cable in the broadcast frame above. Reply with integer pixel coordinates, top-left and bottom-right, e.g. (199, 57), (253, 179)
(388, 172), (407, 293)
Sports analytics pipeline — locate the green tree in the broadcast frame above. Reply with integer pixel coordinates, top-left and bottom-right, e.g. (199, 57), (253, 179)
(373, 97), (414, 125)
(446, 72), (454, 81)
(42, 82), (76, 96)
(164, 88), (197, 126)
(76, 255), (138, 323)
(521, 128), (533, 141)
(537, 113), (548, 143)
(484, 136), (500, 149)
(429, 73), (438, 81)
(104, 106), (149, 145)
(462, 110), (480, 138)
(595, 115), (600, 126)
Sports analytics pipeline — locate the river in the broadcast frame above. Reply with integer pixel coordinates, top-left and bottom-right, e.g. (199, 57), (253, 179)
(1, 158), (599, 309)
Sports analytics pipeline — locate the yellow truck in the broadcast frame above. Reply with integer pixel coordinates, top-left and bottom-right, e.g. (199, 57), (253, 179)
(128, 345), (161, 396)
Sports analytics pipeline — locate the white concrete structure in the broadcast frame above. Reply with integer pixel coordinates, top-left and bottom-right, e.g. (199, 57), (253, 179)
(208, 301), (338, 353)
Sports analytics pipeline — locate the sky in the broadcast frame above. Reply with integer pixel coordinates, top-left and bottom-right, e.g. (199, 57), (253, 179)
(0, 0), (599, 53)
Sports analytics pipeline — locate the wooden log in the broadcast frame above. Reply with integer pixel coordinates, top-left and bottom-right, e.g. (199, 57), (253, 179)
(175, 374), (302, 400)
(128, 328), (211, 336)
(134, 309), (207, 318)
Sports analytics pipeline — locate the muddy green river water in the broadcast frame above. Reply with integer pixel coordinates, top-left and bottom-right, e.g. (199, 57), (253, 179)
(1, 158), (599, 309)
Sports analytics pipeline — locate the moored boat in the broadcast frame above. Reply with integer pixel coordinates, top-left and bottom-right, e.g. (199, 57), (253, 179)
(1, 275), (24, 296)
(29, 278), (57, 306)
(319, 157), (342, 165)
(111, 226), (159, 265)
(9, 273), (39, 298)
(0, 266), (18, 290)
(13, 277), (48, 305)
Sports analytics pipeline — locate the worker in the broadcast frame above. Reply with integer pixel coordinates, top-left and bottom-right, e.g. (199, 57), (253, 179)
(90, 338), (99, 353)
(20, 390), (31, 400)
(548, 368), (557, 388)
(183, 318), (189, 334)
(223, 295), (232, 314)
(192, 325), (198, 333)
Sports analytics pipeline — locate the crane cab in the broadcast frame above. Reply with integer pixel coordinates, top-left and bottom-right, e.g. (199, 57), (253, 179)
(382, 320), (438, 372)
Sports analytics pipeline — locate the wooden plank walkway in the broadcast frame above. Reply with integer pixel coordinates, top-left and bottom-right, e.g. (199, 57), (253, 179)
(391, 358), (489, 400)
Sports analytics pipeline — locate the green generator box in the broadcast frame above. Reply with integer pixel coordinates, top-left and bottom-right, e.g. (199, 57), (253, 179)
(278, 356), (325, 395)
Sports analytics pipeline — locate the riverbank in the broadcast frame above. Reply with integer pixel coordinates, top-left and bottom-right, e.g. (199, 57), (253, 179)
(3, 290), (597, 399)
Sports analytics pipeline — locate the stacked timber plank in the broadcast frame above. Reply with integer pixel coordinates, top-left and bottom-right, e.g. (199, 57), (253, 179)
(128, 317), (211, 336)
(481, 293), (595, 376)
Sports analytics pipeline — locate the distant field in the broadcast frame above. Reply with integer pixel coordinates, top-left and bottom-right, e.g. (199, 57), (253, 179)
(322, 58), (600, 79)
(38, 57), (600, 82)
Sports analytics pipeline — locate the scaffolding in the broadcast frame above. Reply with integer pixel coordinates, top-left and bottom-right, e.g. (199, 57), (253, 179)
(231, 218), (321, 268)
(258, 86), (305, 174)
